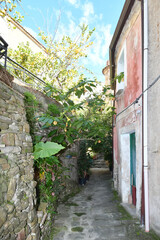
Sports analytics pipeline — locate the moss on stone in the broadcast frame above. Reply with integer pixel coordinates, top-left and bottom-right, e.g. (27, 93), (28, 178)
(65, 202), (79, 207)
(74, 212), (86, 217)
(118, 204), (132, 220)
(49, 226), (67, 239)
(87, 195), (92, 201)
(71, 227), (84, 232)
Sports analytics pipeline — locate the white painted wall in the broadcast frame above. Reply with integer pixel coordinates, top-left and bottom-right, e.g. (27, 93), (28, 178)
(0, 17), (45, 53)
(147, 0), (160, 235)
(116, 102), (142, 217)
(120, 133), (130, 203)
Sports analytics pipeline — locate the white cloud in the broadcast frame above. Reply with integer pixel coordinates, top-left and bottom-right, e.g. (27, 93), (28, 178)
(82, 2), (94, 17)
(99, 13), (103, 20)
(84, 24), (112, 67)
(55, 2), (112, 81)
(79, 1), (95, 25)
(100, 24), (112, 58)
(67, 0), (80, 8)
(66, 11), (74, 20)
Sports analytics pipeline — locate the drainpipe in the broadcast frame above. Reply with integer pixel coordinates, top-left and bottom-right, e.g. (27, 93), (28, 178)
(143, 0), (149, 232)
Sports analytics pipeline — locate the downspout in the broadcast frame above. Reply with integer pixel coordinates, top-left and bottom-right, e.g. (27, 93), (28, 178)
(143, 0), (150, 232)
(141, 0), (145, 226)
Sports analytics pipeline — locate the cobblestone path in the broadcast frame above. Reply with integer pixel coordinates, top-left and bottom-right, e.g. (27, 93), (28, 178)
(52, 169), (159, 240)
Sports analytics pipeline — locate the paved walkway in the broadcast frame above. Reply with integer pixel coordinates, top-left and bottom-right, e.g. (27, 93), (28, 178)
(52, 169), (158, 240)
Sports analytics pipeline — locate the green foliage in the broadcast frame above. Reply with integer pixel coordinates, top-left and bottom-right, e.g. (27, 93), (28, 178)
(65, 202), (79, 207)
(24, 91), (38, 143)
(62, 189), (81, 203)
(8, 42), (46, 84)
(36, 156), (69, 212)
(8, 22), (117, 213)
(23, 91), (67, 213)
(78, 141), (92, 178)
(48, 103), (61, 116)
(50, 226), (68, 239)
(0, 0), (24, 23)
(9, 25), (95, 91)
(71, 227), (84, 232)
(38, 24), (95, 91)
(74, 212), (86, 217)
(115, 72), (124, 83)
(8, 26), (114, 161)
(113, 190), (132, 220)
(34, 142), (65, 159)
(24, 91), (38, 105)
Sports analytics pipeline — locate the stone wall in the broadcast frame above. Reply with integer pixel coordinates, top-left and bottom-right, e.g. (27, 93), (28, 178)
(0, 69), (79, 239)
(0, 78), (40, 239)
(12, 78), (79, 189)
(59, 143), (79, 196)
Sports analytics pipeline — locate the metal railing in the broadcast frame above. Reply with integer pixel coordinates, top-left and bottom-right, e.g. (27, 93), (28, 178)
(6, 56), (48, 91)
(0, 36), (57, 93)
(0, 36), (8, 69)
(0, 54), (57, 95)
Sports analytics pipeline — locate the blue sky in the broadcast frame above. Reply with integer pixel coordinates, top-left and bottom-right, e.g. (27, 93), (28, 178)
(17, 0), (125, 82)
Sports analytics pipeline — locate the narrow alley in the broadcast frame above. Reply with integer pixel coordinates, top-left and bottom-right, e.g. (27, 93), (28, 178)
(51, 169), (158, 240)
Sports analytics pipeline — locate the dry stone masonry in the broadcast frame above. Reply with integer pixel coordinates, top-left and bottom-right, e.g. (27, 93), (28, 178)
(0, 75), (40, 239)
(0, 68), (79, 240)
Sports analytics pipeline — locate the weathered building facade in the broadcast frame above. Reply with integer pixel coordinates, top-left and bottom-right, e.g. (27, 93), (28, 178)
(147, 0), (160, 235)
(110, 0), (142, 215)
(110, 0), (160, 236)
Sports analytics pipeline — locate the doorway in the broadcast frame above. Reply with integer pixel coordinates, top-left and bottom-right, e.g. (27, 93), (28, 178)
(130, 132), (136, 206)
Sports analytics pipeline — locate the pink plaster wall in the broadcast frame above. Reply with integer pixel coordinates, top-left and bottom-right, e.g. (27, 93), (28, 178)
(124, 14), (142, 107)
(113, 13), (142, 163)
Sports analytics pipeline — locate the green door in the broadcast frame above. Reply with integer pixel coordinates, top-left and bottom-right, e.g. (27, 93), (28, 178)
(130, 132), (136, 205)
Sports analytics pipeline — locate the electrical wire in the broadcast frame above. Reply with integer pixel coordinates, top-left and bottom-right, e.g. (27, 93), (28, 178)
(116, 74), (160, 119)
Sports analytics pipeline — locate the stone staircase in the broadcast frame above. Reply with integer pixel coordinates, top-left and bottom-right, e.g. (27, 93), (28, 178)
(92, 155), (108, 168)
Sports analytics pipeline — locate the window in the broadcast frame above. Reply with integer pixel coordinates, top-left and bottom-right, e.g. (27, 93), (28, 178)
(117, 43), (127, 92)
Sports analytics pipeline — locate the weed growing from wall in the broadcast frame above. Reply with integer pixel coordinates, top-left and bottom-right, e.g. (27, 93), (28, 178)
(24, 91), (39, 144)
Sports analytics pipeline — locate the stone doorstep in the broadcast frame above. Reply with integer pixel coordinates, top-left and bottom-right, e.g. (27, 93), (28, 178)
(121, 202), (137, 219)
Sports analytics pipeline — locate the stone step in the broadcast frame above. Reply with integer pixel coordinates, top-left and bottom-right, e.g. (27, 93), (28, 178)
(92, 158), (107, 168)
(93, 164), (107, 168)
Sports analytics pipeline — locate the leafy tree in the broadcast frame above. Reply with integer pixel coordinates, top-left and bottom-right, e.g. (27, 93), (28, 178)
(38, 24), (95, 91)
(8, 42), (46, 83)
(8, 20), (116, 210)
(0, 0), (24, 23)
(8, 24), (95, 91)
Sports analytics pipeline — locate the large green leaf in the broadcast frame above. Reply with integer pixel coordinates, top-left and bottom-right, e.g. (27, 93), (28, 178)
(85, 86), (92, 92)
(34, 141), (65, 160)
(51, 134), (65, 143)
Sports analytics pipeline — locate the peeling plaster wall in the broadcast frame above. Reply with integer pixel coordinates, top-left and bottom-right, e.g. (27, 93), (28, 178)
(113, 1), (142, 217)
(114, 101), (142, 216)
(148, 0), (160, 235)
